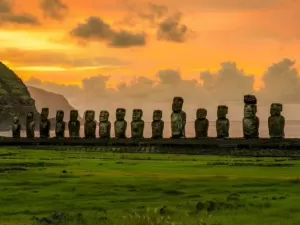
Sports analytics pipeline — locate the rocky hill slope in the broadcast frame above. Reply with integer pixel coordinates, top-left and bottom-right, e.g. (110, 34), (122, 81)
(0, 62), (82, 130)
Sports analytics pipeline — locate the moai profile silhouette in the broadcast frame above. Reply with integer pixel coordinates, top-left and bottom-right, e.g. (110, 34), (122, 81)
(84, 110), (96, 138)
(26, 112), (35, 138)
(99, 110), (111, 139)
(39, 108), (50, 138)
(12, 116), (21, 138)
(194, 108), (209, 138)
(151, 110), (164, 139)
(68, 110), (80, 138)
(55, 110), (65, 138)
(216, 105), (229, 138)
(268, 103), (285, 139)
(114, 108), (127, 138)
(131, 109), (144, 139)
(243, 95), (259, 139)
(171, 97), (186, 138)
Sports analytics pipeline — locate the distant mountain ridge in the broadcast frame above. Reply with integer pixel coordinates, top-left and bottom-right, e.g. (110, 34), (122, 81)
(27, 86), (84, 123)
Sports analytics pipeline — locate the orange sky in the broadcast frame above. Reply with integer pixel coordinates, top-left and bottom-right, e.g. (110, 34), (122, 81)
(1, 0), (300, 89)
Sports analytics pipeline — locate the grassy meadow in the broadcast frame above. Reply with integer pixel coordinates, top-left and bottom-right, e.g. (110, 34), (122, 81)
(1, 148), (300, 225)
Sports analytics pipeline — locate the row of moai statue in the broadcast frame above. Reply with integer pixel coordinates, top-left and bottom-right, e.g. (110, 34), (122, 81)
(11, 95), (285, 139)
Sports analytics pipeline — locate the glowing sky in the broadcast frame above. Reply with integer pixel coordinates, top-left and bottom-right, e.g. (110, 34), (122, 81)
(1, 0), (300, 88)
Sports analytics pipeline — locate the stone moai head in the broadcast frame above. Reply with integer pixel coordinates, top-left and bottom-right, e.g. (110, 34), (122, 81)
(41, 108), (49, 121)
(172, 96), (184, 113)
(132, 109), (143, 121)
(217, 105), (228, 118)
(244, 104), (257, 118)
(244, 94), (257, 104)
(56, 110), (64, 122)
(196, 108), (207, 119)
(270, 103), (282, 116)
(153, 110), (162, 121)
(99, 110), (109, 122)
(27, 112), (34, 122)
(85, 110), (95, 122)
(70, 110), (78, 121)
(116, 108), (126, 121)
(13, 116), (19, 124)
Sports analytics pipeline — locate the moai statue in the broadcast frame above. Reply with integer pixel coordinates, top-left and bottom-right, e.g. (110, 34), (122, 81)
(68, 110), (80, 138)
(99, 110), (111, 139)
(243, 95), (259, 139)
(171, 97), (186, 138)
(268, 103), (285, 139)
(216, 105), (229, 138)
(114, 108), (127, 138)
(151, 110), (164, 139)
(12, 116), (21, 138)
(39, 108), (51, 138)
(55, 110), (65, 138)
(84, 110), (96, 138)
(26, 112), (35, 138)
(194, 108), (209, 138)
(131, 109), (144, 139)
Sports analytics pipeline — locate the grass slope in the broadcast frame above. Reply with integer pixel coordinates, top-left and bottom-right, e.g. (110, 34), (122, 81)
(0, 149), (300, 225)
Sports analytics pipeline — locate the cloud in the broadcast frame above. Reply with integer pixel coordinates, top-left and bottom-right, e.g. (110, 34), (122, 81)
(0, 0), (39, 25)
(70, 17), (146, 48)
(259, 58), (300, 103)
(157, 12), (189, 43)
(40, 0), (68, 20)
(0, 48), (129, 67)
(120, 2), (192, 43)
(24, 59), (300, 122)
(200, 62), (255, 102)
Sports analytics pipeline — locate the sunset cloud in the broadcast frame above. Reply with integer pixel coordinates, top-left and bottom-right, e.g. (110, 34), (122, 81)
(0, 0), (39, 25)
(40, 0), (68, 20)
(70, 16), (146, 47)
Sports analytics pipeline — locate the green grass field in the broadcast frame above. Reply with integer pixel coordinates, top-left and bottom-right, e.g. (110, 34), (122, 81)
(1, 148), (300, 225)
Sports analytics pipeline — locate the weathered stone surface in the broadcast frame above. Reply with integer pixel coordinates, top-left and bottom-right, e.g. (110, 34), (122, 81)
(171, 97), (186, 138)
(268, 103), (285, 139)
(40, 108), (51, 138)
(84, 110), (96, 138)
(114, 108), (127, 138)
(26, 112), (35, 138)
(131, 109), (144, 139)
(151, 110), (164, 139)
(216, 105), (229, 138)
(243, 95), (259, 139)
(0, 62), (39, 130)
(68, 110), (80, 137)
(12, 116), (21, 138)
(55, 110), (65, 138)
(195, 108), (209, 138)
(99, 110), (111, 139)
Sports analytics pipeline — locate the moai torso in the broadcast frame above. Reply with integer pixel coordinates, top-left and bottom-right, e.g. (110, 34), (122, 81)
(195, 108), (209, 138)
(26, 112), (35, 138)
(243, 95), (259, 139)
(12, 116), (21, 138)
(68, 110), (80, 138)
(171, 97), (186, 138)
(216, 105), (229, 138)
(55, 110), (65, 138)
(151, 110), (164, 139)
(99, 110), (111, 139)
(268, 103), (285, 139)
(84, 110), (96, 138)
(39, 108), (51, 138)
(131, 109), (144, 139)
(114, 108), (127, 138)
